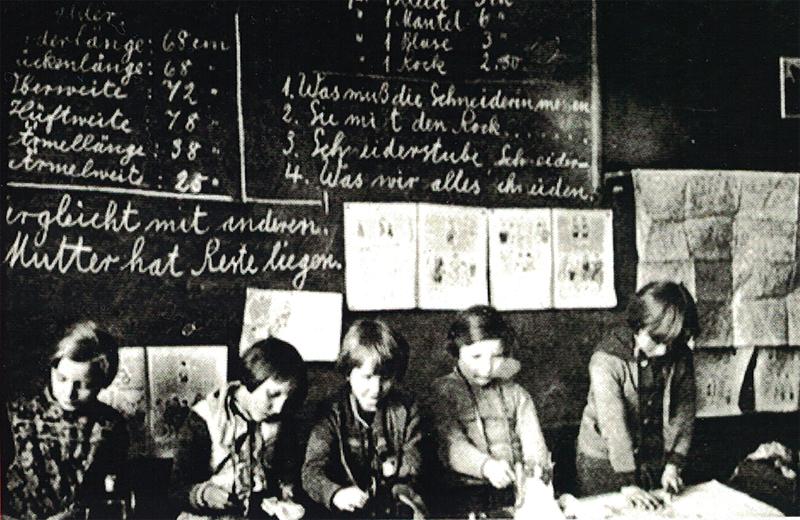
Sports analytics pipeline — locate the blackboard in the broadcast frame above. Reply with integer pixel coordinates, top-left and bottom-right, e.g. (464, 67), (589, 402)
(1, 0), (600, 399)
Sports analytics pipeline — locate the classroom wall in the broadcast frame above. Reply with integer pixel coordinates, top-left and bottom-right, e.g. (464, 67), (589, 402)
(2, 0), (799, 498)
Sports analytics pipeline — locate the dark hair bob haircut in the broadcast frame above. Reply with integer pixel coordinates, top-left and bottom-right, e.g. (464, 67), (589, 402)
(237, 337), (308, 411)
(627, 281), (700, 351)
(336, 319), (409, 382)
(445, 305), (516, 358)
(50, 321), (119, 389)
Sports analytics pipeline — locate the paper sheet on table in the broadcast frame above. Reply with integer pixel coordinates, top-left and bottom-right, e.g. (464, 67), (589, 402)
(418, 204), (488, 310)
(488, 208), (553, 310)
(98, 347), (149, 456)
(240, 287), (342, 361)
(343, 202), (417, 311)
(552, 209), (616, 309)
(147, 346), (227, 458)
(754, 348), (800, 412)
(571, 480), (784, 519)
(694, 347), (754, 417)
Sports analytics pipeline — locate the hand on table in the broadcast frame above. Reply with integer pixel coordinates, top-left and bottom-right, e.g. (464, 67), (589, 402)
(332, 485), (368, 512)
(482, 458), (515, 489)
(199, 482), (236, 510)
(661, 463), (684, 495)
(621, 485), (664, 510)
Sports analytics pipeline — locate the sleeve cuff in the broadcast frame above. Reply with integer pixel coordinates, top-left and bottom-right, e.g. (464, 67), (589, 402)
(615, 471), (637, 488)
(665, 451), (687, 470)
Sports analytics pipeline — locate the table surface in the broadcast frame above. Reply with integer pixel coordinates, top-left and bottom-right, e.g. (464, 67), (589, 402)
(570, 480), (785, 519)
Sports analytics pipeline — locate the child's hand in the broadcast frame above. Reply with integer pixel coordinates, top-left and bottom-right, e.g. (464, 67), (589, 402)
(621, 485), (663, 510)
(661, 463), (684, 494)
(332, 486), (369, 512)
(199, 482), (235, 510)
(482, 458), (515, 489)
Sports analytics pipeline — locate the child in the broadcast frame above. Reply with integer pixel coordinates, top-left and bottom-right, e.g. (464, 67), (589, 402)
(429, 305), (552, 516)
(576, 281), (698, 509)
(4, 321), (129, 519)
(170, 337), (308, 519)
(302, 319), (426, 519)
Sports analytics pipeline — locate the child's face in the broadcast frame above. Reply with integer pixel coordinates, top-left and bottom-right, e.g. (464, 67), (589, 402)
(50, 357), (101, 411)
(244, 377), (293, 422)
(348, 356), (394, 412)
(458, 339), (504, 386)
(634, 329), (668, 358)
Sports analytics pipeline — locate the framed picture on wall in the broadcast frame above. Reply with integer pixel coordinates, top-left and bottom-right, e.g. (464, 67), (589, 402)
(779, 57), (800, 118)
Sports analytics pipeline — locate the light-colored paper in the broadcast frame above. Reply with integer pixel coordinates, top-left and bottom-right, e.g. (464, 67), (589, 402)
(98, 347), (149, 456)
(418, 204), (488, 310)
(552, 209), (616, 309)
(636, 261), (696, 297)
(694, 347), (754, 417)
(733, 298), (788, 347)
(147, 346), (227, 458)
(343, 202), (417, 311)
(488, 208), (553, 310)
(634, 169), (800, 350)
(738, 171), (799, 222)
(632, 170), (687, 222)
(240, 287), (342, 361)
(733, 219), (797, 263)
(754, 348), (800, 412)
(636, 215), (691, 263)
(684, 171), (740, 218)
(683, 217), (733, 261)
(570, 480), (783, 519)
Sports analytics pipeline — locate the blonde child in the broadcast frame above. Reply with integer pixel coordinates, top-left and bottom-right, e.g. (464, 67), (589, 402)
(302, 319), (426, 519)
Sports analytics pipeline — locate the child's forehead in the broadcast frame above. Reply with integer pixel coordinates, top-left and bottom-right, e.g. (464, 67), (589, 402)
(351, 352), (387, 374)
(460, 338), (505, 355)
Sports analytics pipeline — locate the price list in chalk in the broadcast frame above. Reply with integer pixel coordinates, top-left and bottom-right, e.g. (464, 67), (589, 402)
(345, 0), (572, 79)
(5, 3), (239, 200)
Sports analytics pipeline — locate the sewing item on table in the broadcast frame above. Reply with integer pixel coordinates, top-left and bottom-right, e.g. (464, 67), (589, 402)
(513, 461), (565, 520)
(261, 498), (305, 520)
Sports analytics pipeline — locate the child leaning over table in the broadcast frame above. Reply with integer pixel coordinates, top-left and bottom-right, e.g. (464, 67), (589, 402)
(302, 319), (427, 519)
(429, 305), (553, 516)
(169, 337), (308, 519)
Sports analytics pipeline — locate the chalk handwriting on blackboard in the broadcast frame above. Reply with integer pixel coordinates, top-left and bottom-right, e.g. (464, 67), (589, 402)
(4, 193), (341, 289)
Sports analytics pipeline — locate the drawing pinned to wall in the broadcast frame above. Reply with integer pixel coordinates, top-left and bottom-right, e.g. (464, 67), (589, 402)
(98, 347), (149, 456)
(754, 348), (800, 412)
(488, 208), (553, 310)
(552, 209), (616, 309)
(343, 202), (417, 311)
(418, 204), (488, 310)
(147, 346), (227, 458)
(779, 57), (800, 119)
(634, 169), (800, 348)
(240, 288), (342, 361)
(694, 347), (754, 417)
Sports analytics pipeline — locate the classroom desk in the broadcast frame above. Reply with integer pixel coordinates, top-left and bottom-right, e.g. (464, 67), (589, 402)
(566, 480), (784, 519)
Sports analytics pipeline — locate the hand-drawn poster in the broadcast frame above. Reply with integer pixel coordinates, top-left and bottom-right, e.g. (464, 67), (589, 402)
(754, 348), (800, 412)
(418, 204), (488, 310)
(343, 202), (417, 311)
(694, 347), (754, 417)
(147, 346), (227, 458)
(98, 347), (149, 456)
(634, 170), (800, 349)
(552, 209), (616, 309)
(240, 287), (342, 361)
(488, 208), (553, 310)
